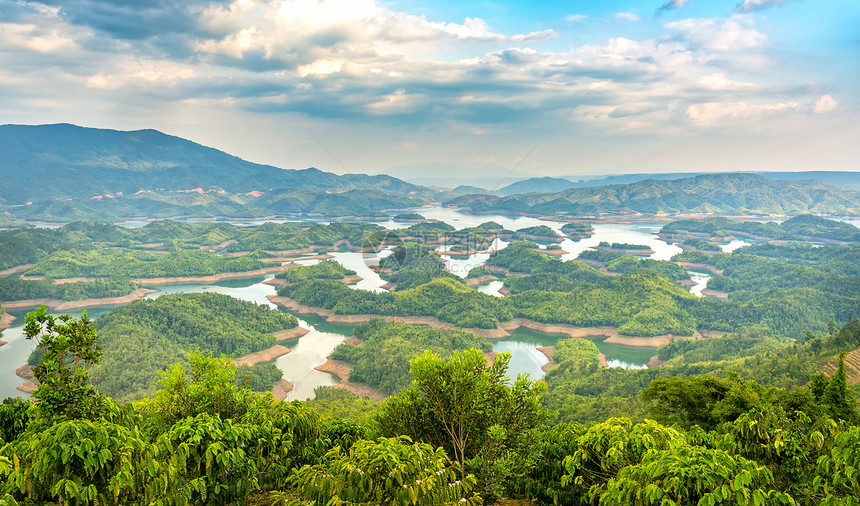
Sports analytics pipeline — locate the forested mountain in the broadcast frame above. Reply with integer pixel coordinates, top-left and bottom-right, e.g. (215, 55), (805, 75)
(0, 124), (441, 219)
(496, 176), (578, 195)
(447, 173), (860, 216)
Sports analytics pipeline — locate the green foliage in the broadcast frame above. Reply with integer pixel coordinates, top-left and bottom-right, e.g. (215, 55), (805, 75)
(330, 320), (492, 394)
(641, 374), (773, 431)
(289, 436), (482, 506)
(596, 444), (791, 505)
(813, 426), (860, 503)
(25, 248), (266, 279)
(561, 222), (594, 239)
(6, 419), (162, 505)
(23, 307), (106, 424)
(156, 413), (274, 505)
(95, 292), (296, 401)
(140, 352), (256, 429)
(0, 278), (138, 302)
(303, 387), (381, 423)
(516, 225), (561, 240)
(683, 237), (722, 251)
(0, 399), (31, 445)
(656, 327), (787, 363)
(235, 363), (283, 392)
(378, 349), (552, 499)
(275, 260), (356, 283)
(781, 214), (860, 243)
(280, 277), (511, 329)
(392, 213), (425, 220)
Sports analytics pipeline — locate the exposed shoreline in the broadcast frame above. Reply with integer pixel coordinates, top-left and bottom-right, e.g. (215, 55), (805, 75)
(314, 358), (386, 401)
(2, 288), (158, 311)
(137, 266), (285, 285)
(233, 344), (292, 367)
(0, 312), (15, 332)
(267, 293), (702, 346)
(273, 327), (310, 341)
(465, 275), (498, 287)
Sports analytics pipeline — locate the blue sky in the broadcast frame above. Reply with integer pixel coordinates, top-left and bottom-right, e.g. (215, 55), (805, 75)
(0, 0), (857, 178)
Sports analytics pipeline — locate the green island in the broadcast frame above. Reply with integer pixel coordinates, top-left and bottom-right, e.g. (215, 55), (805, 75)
(515, 225), (563, 242)
(2, 305), (860, 505)
(0, 213), (858, 505)
(86, 293), (297, 402)
(275, 260), (357, 283)
(560, 222), (594, 239)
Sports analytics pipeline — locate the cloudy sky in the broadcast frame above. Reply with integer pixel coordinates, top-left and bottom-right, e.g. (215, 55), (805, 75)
(1, 0), (858, 178)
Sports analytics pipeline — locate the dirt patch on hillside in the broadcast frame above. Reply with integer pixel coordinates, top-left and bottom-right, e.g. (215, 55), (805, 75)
(0, 264), (33, 277)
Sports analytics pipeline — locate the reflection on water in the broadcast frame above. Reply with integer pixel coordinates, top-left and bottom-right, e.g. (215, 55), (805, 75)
(2, 210), (687, 401)
(559, 222), (681, 262)
(493, 328), (656, 381)
(721, 239), (750, 253)
(0, 306), (117, 400)
(477, 280), (505, 297)
(276, 315), (353, 401)
(688, 271), (711, 297)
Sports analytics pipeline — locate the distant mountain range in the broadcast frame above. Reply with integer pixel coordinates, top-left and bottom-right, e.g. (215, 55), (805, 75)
(495, 172), (860, 196)
(1, 124), (857, 223)
(0, 124), (442, 221)
(450, 173), (860, 217)
(0, 123), (436, 204)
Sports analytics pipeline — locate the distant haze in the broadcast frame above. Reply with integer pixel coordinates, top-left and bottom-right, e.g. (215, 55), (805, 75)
(0, 0), (857, 175)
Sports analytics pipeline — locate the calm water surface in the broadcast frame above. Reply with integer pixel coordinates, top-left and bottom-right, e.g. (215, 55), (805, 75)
(2, 210), (710, 399)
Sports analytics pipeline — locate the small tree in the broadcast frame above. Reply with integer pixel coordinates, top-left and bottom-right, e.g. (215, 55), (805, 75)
(377, 349), (552, 498)
(289, 436), (482, 506)
(23, 306), (104, 424)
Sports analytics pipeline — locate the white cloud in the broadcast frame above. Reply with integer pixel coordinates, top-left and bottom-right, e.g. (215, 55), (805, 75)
(686, 100), (800, 125)
(697, 73), (758, 90)
(193, 0), (555, 70)
(565, 14), (587, 22)
(665, 15), (766, 51)
(738, 0), (792, 12)
(813, 94), (838, 114)
(614, 12), (642, 22)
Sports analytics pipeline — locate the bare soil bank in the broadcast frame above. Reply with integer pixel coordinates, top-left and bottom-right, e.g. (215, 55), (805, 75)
(315, 358), (386, 401)
(2, 288), (158, 311)
(273, 327), (310, 341)
(465, 275), (498, 287)
(137, 266), (285, 285)
(271, 379), (294, 401)
(0, 312), (15, 332)
(233, 345), (292, 367)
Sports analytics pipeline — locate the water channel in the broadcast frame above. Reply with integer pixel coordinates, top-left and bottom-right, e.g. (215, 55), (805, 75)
(1, 207), (714, 400)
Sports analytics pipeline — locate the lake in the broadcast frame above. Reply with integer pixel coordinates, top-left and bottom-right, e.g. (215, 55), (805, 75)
(2, 207), (696, 400)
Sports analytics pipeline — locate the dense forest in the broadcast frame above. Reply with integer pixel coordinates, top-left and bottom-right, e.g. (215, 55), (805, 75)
(1, 211), (858, 505)
(2, 309), (860, 505)
(81, 293), (297, 401)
